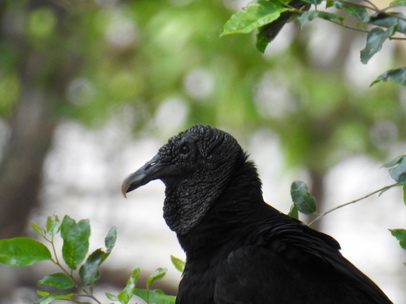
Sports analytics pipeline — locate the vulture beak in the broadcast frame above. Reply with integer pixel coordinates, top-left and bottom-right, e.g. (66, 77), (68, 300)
(121, 154), (162, 198)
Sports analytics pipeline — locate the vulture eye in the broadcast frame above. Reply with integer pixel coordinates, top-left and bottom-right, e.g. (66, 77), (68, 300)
(179, 143), (191, 155)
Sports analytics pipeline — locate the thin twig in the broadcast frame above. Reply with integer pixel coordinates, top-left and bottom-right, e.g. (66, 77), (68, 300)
(50, 235), (61, 265)
(327, 19), (371, 34)
(75, 294), (103, 304)
(362, 0), (380, 12)
(389, 36), (406, 40)
(309, 183), (399, 226)
(60, 295), (102, 304)
(326, 11), (406, 41)
(47, 238), (102, 304)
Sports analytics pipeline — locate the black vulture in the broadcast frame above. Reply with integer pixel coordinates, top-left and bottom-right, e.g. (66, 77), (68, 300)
(122, 124), (392, 304)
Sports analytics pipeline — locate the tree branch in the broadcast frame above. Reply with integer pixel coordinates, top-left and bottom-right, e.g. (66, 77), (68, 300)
(309, 183), (399, 226)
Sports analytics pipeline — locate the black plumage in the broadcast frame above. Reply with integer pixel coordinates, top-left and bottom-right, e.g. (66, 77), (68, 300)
(122, 124), (392, 304)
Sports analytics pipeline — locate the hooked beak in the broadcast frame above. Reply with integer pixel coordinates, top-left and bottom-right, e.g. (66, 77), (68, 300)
(121, 154), (162, 198)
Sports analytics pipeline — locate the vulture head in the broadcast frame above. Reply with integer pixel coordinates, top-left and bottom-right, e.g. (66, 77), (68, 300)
(122, 124), (243, 235)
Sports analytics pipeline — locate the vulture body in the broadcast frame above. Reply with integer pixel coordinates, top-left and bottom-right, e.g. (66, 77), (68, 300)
(122, 124), (392, 304)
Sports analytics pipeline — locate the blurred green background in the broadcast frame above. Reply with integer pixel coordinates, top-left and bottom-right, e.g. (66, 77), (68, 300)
(0, 0), (405, 302)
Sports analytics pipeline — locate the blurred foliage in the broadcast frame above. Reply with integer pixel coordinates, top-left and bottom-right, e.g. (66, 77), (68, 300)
(0, 0), (405, 172)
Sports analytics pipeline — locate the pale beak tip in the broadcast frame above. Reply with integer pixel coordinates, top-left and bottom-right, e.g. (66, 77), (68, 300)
(121, 183), (129, 199)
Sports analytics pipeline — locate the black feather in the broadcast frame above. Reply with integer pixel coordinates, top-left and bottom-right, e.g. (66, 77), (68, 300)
(123, 125), (392, 304)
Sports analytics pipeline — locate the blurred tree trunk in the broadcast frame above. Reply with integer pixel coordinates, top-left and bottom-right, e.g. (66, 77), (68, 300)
(0, 1), (82, 300)
(0, 1), (80, 236)
(0, 61), (59, 238)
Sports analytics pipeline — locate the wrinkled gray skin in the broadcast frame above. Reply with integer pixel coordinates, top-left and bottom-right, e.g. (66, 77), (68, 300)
(122, 124), (242, 235)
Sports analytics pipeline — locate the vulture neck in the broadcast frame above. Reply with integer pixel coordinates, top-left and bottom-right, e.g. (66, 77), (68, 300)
(177, 155), (273, 256)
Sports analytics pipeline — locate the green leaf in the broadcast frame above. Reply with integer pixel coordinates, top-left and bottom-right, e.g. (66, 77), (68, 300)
(105, 292), (120, 301)
(370, 12), (406, 34)
(371, 68), (406, 86)
(330, 0), (369, 22)
(403, 184), (406, 205)
(387, 156), (406, 183)
(46, 215), (61, 236)
(390, 229), (406, 249)
(147, 267), (168, 289)
(118, 267), (140, 304)
(297, 11), (344, 26)
(0, 237), (52, 266)
(360, 26), (395, 64)
(315, 11), (345, 22)
(254, 0), (310, 52)
(290, 180), (317, 214)
(388, 0), (406, 8)
(34, 293), (75, 304)
(222, 1), (289, 36)
(133, 289), (176, 304)
(30, 222), (44, 236)
(37, 290), (50, 297)
(60, 215), (90, 270)
(78, 227), (115, 285)
(383, 155), (406, 168)
(170, 255), (185, 273)
(288, 203), (299, 219)
(38, 272), (74, 290)
(105, 226), (117, 252)
(79, 249), (108, 286)
(256, 25), (273, 53)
